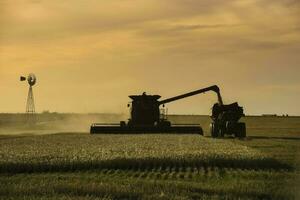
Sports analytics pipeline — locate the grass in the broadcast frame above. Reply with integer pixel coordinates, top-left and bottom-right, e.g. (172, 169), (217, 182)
(0, 116), (299, 199)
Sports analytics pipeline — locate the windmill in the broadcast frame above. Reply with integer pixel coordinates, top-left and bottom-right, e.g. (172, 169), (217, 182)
(20, 73), (37, 115)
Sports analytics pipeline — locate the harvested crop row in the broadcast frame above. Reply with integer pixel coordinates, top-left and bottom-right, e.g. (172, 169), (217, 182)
(0, 134), (290, 173)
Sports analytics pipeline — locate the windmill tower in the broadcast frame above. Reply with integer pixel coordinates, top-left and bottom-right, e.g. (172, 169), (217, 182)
(20, 73), (37, 116)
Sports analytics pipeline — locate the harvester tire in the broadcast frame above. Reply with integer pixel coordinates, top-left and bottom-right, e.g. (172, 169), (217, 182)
(159, 120), (171, 128)
(210, 123), (218, 138)
(234, 130), (240, 138)
(120, 121), (126, 127)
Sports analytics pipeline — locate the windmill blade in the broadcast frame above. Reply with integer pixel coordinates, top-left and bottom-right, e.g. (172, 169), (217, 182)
(27, 73), (37, 86)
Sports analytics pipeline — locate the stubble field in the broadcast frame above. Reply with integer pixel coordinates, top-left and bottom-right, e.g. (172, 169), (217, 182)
(0, 115), (299, 200)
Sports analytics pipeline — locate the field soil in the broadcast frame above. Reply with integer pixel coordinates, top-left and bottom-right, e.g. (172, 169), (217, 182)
(0, 114), (299, 199)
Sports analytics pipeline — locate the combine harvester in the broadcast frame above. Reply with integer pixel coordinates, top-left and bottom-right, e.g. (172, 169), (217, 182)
(90, 85), (246, 138)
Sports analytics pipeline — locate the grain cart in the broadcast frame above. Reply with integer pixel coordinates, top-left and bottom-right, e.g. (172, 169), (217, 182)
(210, 102), (246, 138)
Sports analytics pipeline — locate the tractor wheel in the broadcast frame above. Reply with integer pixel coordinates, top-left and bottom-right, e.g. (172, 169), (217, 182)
(226, 121), (235, 136)
(238, 122), (246, 138)
(218, 126), (225, 138)
(235, 122), (246, 138)
(210, 123), (219, 138)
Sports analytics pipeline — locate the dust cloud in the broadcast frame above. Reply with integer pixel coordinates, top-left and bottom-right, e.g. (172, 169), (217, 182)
(0, 113), (127, 135)
(0, 113), (213, 135)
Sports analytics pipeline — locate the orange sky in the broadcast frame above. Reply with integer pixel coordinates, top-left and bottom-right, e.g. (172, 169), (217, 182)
(0, 0), (300, 115)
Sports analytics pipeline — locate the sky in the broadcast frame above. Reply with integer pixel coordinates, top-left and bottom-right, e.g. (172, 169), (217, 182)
(0, 0), (299, 115)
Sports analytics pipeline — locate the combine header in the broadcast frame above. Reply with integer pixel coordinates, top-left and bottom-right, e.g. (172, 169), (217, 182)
(90, 85), (246, 138)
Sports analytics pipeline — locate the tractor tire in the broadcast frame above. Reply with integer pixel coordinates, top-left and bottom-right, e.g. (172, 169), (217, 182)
(226, 121), (235, 136)
(234, 130), (240, 138)
(218, 126), (225, 138)
(238, 122), (246, 138)
(235, 122), (246, 138)
(210, 123), (219, 138)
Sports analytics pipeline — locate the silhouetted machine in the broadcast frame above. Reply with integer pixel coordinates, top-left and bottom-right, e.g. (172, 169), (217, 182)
(90, 85), (246, 138)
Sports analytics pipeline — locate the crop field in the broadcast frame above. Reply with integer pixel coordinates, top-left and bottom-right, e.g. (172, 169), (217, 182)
(0, 116), (299, 200)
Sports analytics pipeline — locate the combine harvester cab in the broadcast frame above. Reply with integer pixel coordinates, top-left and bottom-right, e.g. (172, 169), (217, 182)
(90, 85), (246, 138)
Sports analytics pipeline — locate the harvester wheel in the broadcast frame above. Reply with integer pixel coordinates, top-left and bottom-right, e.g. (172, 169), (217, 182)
(120, 121), (126, 127)
(210, 123), (218, 138)
(127, 120), (133, 128)
(160, 120), (171, 128)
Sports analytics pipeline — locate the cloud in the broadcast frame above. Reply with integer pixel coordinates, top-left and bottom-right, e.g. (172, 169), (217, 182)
(0, 0), (300, 114)
(139, 23), (243, 37)
(172, 24), (242, 31)
(0, 0), (235, 44)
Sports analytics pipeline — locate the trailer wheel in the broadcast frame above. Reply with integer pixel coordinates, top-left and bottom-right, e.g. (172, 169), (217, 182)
(210, 123), (218, 138)
(226, 121), (235, 136)
(235, 122), (246, 138)
(234, 130), (240, 138)
(238, 122), (246, 138)
(219, 126), (225, 138)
